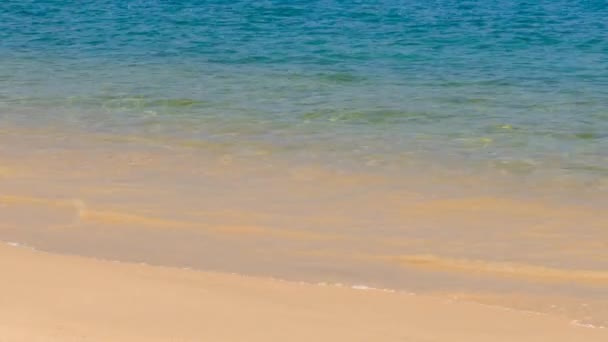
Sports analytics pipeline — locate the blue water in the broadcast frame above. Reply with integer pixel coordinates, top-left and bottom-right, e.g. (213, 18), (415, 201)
(1, 0), (608, 185)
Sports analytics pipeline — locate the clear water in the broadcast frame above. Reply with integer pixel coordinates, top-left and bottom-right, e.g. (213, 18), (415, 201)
(1, 0), (608, 187)
(2, 0), (608, 326)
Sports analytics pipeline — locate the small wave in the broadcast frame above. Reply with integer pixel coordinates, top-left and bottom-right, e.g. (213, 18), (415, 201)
(300, 109), (445, 124)
(384, 254), (608, 285)
(3, 95), (207, 111)
(0, 194), (343, 241)
(571, 320), (606, 329)
(3, 241), (36, 251)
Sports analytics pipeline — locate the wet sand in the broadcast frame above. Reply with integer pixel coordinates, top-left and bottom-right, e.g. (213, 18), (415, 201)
(1, 242), (607, 342)
(1, 125), (608, 331)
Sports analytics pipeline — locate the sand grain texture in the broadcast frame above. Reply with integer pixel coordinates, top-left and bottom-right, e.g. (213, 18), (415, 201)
(0, 244), (606, 342)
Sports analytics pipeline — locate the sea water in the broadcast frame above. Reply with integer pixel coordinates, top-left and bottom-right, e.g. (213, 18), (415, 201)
(1, 0), (608, 326)
(2, 0), (607, 186)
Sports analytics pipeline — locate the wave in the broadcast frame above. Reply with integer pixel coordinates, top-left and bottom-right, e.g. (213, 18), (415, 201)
(384, 254), (608, 285)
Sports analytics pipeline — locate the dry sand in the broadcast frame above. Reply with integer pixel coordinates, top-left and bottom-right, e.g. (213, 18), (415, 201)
(0, 243), (605, 342)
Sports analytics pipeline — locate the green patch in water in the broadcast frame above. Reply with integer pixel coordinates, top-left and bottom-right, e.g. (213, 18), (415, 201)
(148, 98), (206, 108)
(574, 132), (597, 140)
(460, 136), (494, 148)
(301, 109), (441, 124)
(317, 72), (366, 84)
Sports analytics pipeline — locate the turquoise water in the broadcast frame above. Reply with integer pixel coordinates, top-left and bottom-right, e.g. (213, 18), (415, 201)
(1, 0), (608, 186)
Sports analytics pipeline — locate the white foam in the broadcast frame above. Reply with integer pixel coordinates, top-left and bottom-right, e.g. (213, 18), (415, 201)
(351, 285), (372, 290)
(2, 241), (39, 252)
(570, 320), (606, 329)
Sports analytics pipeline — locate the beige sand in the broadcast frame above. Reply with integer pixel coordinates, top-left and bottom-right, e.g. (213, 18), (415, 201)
(2, 127), (608, 335)
(0, 243), (605, 342)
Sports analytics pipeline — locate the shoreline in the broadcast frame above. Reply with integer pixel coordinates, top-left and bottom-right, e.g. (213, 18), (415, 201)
(1, 241), (606, 341)
(1, 127), (608, 327)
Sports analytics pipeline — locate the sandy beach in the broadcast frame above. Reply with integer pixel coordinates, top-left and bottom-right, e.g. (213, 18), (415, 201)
(1, 242), (605, 342)
(1, 128), (608, 338)
(3, 1), (608, 340)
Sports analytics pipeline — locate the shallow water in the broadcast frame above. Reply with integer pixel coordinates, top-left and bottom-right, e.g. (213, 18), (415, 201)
(2, 0), (608, 186)
(1, 0), (607, 327)
(1, 128), (607, 326)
